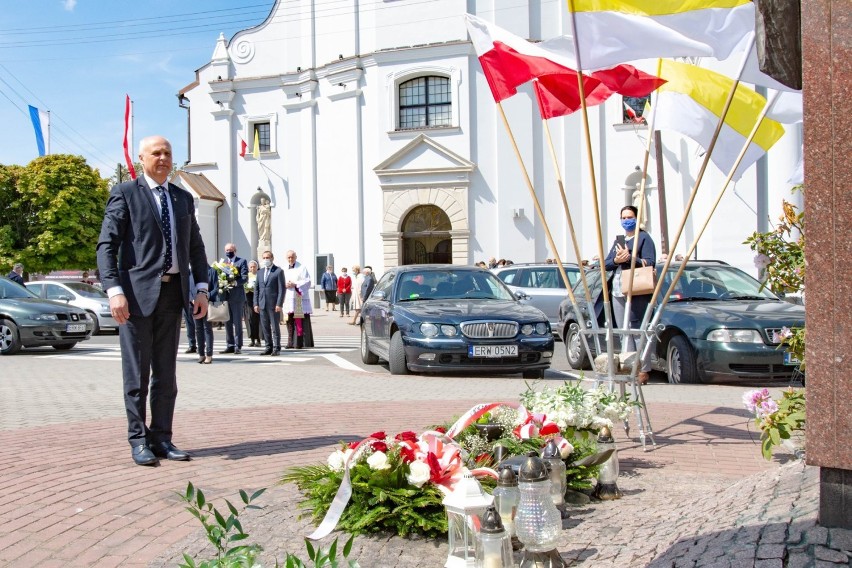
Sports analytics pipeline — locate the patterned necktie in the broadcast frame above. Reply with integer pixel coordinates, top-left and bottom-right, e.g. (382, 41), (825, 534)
(156, 186), (173, 274)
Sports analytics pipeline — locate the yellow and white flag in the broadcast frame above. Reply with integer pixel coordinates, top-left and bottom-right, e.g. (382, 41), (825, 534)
(543, 0), (755, 70)
(654, 59), (785, 180)
(252, 129), (260, 159)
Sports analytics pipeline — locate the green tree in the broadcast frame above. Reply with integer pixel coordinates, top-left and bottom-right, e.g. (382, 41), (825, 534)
(0, 154), (109, 275)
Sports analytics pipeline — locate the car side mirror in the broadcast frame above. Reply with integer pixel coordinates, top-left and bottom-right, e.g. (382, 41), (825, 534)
(372, 290), (385, 300)
(57, 295), (72, 302)
(514, 290), (529, 301)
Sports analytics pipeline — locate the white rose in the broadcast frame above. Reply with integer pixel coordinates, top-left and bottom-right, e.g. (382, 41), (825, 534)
(406, 460), (431, 487)
(327, 448), (354, 472)
(366, 451), (390, 470)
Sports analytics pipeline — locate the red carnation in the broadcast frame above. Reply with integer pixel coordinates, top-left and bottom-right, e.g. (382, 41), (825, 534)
(371, 441), (388, 453)
(369, 431), (386, 440)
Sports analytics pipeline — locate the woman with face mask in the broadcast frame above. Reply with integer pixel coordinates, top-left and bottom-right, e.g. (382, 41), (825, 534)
(603, 205), (657, 385)
(244, 260), (261, 347)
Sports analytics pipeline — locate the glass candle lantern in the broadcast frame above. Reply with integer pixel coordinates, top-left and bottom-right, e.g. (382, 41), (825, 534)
(514, 455), (562, 553)
(475, 506), (514, 568)
(443, 472), (494, 567)
(592, 426), (622, 500)
(492, 466), (520, 538)
(541, 439), (566, 507)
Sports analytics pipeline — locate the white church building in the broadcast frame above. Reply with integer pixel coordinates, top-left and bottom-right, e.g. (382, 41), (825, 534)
(174, 1), (802, 282)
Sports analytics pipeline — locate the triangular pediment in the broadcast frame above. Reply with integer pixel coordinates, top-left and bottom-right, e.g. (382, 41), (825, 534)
(374, 134), (475, 176)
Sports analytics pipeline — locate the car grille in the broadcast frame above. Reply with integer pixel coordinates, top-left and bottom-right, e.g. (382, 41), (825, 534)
(460, 321), (518, 339)
(729, 363), (798, 378)
(763, 328), (784, 345)
(438, 352), (542, 365)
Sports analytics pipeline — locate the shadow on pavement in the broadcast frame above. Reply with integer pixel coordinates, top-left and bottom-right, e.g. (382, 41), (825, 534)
(190, 434), (361, 460)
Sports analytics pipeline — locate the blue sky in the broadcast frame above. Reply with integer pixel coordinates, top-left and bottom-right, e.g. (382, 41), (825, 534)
(0, 0), (276, 176)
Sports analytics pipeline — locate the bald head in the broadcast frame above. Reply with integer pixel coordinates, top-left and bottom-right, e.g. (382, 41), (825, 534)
(138, 136), (173, 184)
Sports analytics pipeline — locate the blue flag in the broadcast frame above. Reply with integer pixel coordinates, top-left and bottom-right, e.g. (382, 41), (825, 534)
(28, 105), (47, 156)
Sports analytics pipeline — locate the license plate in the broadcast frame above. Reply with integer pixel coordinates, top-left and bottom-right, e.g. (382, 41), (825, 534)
(783, 351), (800, 365)
(66, 323), (86, 333)
(469, 345), (518, 358)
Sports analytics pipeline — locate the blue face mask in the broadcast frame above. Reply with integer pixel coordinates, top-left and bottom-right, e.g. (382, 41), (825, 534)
(621, 218), (637, 232)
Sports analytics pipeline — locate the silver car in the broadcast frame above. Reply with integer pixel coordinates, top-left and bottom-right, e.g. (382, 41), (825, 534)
(493, 263), (582, 330)
(26, 281), (116, 334)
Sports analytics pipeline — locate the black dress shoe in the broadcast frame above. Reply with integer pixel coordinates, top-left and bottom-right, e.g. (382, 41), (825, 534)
(185, 346), (197, 354)
(131, 444), (158, 466)
(234, 347), (242, 354)
(219, 347), (235, 354)
(260, 348), (273, 355)
(150, 441), (190, 461)
(272, 349), (280, 356)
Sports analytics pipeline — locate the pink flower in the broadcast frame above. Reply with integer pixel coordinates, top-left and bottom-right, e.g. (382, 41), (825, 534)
(753, 254), (771, 270)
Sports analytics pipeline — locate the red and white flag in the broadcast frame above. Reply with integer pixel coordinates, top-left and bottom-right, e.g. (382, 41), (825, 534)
(123, 94), (137, 180)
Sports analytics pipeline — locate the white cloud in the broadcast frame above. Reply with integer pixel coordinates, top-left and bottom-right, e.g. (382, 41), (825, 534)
(63, 0), (77, 11)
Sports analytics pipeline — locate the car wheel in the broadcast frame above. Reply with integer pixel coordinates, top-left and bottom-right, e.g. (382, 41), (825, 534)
(666, 335), (701, 384)
(522, 369), (544, 380)
(388, 331), (409, 375)
(52, 343), (77, 351)
(360, 325), (379, 365)
(565, 323), (591, 370)
(0, 319), (22, 355)
(87, 312), (100, 335)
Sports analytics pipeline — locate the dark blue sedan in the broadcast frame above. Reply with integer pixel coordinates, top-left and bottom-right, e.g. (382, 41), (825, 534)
(359, 265), (554, 377)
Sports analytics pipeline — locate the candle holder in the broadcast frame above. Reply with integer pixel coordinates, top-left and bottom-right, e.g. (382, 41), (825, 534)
(541, 439), (566, 509)
(592, 426), (622, 500)
(475, 506), (514, 568)
(514, 455), (564, 567)
(443, 472), (494, 567)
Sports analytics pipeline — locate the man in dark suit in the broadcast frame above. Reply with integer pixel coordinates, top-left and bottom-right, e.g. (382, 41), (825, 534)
(219, 242), (248, 354)
(96, 135), (209, 466)
(6, 263), (24, 285)
(254, 250), (285, 355)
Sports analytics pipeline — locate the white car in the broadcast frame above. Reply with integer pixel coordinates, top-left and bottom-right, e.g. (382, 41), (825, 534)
(26, 281), (116, 334)
(493, 263), (582, 330)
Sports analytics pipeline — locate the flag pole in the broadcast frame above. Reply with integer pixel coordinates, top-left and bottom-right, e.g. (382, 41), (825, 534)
(635, 36), (757, 341)
(566, 0), (618, 384)
(641, 91), (780, 362)
(494, 101), (576, 345)
(536, 83), (603, 359)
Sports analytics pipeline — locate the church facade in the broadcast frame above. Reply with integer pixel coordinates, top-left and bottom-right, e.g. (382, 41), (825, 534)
(176, 1), (802, 279)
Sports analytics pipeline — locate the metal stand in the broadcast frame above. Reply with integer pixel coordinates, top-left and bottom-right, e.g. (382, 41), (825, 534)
(582, 327), (657, 450)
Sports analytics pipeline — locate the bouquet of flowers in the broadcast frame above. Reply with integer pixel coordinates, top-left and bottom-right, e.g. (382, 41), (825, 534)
(212, 260), (239, 297)
(519, 380), (638, 437)
(282, 429), (484, 538)
(743, 387), (805, 460)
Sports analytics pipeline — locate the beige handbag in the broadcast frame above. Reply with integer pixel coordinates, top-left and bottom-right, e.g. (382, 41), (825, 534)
(207, 300), (230, 322)
(621, 265), (656, 295)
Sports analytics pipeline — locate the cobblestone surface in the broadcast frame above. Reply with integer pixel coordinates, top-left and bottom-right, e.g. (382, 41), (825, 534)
(1, 314), (849, 567)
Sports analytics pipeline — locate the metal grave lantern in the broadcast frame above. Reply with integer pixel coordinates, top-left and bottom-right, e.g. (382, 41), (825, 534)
(515, 455), (565, 568)
(492, 465), (520, 538)
(592, 426), (622, 500)
(442, 472), (494, 567)
(541, 439), (566, 508)
(475, 505), (514, 568)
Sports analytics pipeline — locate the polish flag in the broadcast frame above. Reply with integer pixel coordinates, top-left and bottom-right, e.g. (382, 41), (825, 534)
(238, 135), (247, 158)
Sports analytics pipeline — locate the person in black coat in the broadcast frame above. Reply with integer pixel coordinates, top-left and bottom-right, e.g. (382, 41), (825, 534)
(6, 263), (24, 285)
(254, 250), (285, 355)
(194, 265), (219, 364)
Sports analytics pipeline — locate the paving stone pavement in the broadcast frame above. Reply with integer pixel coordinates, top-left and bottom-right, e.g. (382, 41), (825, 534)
(0, 314), (849, 567)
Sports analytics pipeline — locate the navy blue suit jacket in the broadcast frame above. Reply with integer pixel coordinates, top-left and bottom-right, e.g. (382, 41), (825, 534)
(223, 256), (249, 303)
(96, 177), (208, 317)
(254, 265), (285, 310)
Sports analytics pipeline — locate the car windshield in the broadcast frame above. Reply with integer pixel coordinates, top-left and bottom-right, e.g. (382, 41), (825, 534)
(571, 263), (779, 302)
(0, 278), (39, 299)
(661, 264), (779, 301)
(61, 282), (108, 298)
(396, 270), (515, 301)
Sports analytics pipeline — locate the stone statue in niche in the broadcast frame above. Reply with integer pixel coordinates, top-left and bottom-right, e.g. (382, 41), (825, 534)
(257, 198), (271, 243)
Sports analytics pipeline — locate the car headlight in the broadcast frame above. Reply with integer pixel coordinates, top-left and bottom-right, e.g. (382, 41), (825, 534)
(706, 329), (763, 343)
(29, 313), (59, 321)
(420, 323), (439, 338)
(535, 322), (549, 335)
(521, 324), (534, 336)
(440, 324), (458, 337)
